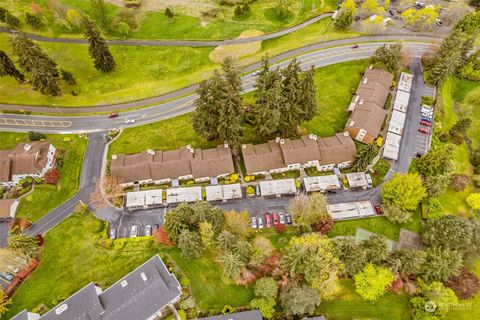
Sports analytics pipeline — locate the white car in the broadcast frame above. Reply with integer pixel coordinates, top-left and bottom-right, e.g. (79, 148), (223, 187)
(279, 212), (286, 224)
(251, 217), (258, 229)
(124, 119), (135, 124)
(365, 174), (373, 188)
(258, 217), (264, 229)
(130, 225), (138, 238)
(382, 18), (392, 26)
(145, 225), (152, 236)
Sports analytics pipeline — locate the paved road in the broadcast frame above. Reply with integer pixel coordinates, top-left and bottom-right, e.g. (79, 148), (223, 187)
(0, 40), (439, 133)
(0, 13), (334, 47)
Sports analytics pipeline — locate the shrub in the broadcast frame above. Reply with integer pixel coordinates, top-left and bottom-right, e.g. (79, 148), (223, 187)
(179, 296), (196, 309)
(475, 165), (480, 175)
(25, 12), (41, 27)
(421, 96), (434, 106)
(180, 277), (190, 288)
(28, 131), (46, 141)
(314, 216), (334, 234)
(222, 305), (234, 315)
(275, 223), (286, 233)
(445, 267), (480, 299)
(438, 132), (450, 142)
(164, 7), (174, 18)
(5, 11), (20, 27)
(449, 174), (471, 192)
(246, 185), (255, 195)
(450, 133), (464, 145)
(44, 168), (61, 185)
(473, 174), (480, 187)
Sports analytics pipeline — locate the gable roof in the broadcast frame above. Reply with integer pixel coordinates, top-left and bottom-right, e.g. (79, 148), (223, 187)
(99, 255), (181, 320)
(111, 145), (234, 183)
(242, 133), (356, 174)
(0, 142), (52, 182)
(40, 283), (104, 320)
(347, 102), (387, 139)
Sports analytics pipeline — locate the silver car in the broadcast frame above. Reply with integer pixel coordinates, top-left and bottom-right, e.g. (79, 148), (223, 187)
(279, 212), (286, 224)
(258, 217), (264, 229)
(145, 225), (152, 236)
(109, 228), (117, 239)
(130, 225), (138, 238)
(251, 217), (258, 229)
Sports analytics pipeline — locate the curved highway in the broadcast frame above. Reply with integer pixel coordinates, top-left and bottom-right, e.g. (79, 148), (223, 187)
(0, 40), (437, 133)
(0, 13), (334, 47)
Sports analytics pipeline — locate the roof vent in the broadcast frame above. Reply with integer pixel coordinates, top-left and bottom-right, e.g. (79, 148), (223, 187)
(363, 78), (368, 84)
(121, 280), (128, 287)
(280, 139), (285, 144)
(224, 142), (229, 148)
(23, 144), (32, 152)
(308, 134), (317, 141)
(275, 137), (281, 143)
(241, 144), (246, 149)
(147, 149), (155, 155)
(349, 121), (355, 127)
(354, 95), (360, 103)
(55, 304), (68, 315)
(112, 154), (117, 160)
(343, 131), (350, 137)
(141, 272), (147, 281)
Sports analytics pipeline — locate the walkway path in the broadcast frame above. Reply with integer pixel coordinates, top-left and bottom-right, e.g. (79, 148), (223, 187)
(0, 13), (334, 47)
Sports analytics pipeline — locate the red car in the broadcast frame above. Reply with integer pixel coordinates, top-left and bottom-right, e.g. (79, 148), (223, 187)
(418, 127), (430, 134)
(265, 213), (272, 228)
(272, 213), (279, 226)
(420, 120), (432, 127)
(351, 44), (359, 49)
(108, 112), (119, 118)
(374, 204), (383, 215)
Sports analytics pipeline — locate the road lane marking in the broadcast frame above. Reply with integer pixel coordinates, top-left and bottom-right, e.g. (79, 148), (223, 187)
(0, 117), (72, 128)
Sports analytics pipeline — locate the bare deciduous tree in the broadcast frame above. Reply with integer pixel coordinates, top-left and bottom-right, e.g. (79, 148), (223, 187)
(89, 176), (124, 209)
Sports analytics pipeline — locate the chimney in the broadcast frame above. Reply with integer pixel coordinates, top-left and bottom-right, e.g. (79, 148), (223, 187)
(280, 139), (285, 145)
(112, 155), (117, 160)
(147, 149), (155, 155)
(223, 141), (229, 148)
(275, 137), (281, 143)
(241, 144), (246, 149)
(343, 131), (350, 137)
(308, 134), (317, 141)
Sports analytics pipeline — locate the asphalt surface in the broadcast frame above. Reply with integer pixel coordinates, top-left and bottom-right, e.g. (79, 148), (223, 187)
(0, 39), (439, 133)
(0, 13), (334, 47)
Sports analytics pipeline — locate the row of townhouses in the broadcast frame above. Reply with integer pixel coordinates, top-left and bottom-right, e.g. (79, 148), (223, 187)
(0, 142), (57, 187)
(345, 67), (394, 143)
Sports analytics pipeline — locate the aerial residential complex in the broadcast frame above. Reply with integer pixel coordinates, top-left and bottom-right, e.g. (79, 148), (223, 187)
(0, 142), (57, 187)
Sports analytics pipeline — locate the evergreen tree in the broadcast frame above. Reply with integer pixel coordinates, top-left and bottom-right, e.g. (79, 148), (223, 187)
(83, 16), (116, 73)
(9, 33), (57, 74)
(164, 7), (174, 19)
(30, 64), (61, 96)
(299, 66), (317, 121)
(178, 230), (202, 261)
(279, 58), (303, 135)
(193, 58), (244, 146)
(334, 9), (354, 30)
(370, 42), (402, 74)
(253, 57), (283, 137)
(0, 50), (25, 82)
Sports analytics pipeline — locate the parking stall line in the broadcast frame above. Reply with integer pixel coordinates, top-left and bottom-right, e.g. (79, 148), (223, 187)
(0, 117), (73, 128)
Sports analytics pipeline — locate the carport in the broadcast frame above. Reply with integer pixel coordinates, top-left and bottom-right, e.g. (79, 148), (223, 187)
(205, 184), (242, 202)
(166, 186), (202, 204)
(327, 201), (376, 220)
(259, 179), (297, 197)
(303, 175), (341, 193)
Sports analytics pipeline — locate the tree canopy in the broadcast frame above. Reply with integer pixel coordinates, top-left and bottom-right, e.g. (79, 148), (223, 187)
(381, 173), (426, 212)
(354, 263), (394, 301)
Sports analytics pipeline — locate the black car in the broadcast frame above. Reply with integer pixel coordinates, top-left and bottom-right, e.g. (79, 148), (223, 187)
(388, 9), (394, 16)
(285, 213), (293, 225)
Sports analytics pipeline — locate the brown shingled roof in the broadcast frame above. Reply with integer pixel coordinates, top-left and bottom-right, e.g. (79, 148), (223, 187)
(0, 141), (52, 182)
(347, 103), (387, 139)
(0, 199), (16, 219)
(110, 145), (234, 183)
(242, 133), (356, 174)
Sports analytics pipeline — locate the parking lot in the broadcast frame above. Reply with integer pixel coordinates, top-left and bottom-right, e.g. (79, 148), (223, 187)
(414, 85), (436, 156)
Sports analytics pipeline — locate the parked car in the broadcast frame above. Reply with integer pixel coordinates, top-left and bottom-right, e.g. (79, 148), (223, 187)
(382, 17), (392, 26)
(414, 1), (425, 9)
(108, 112), (118, 118)
(420, 120), (432, 127)
(435, 19), (443, 26)
(272, 213), (279, 226)
(109, 228), (117, 240)
(251, 217), (258, 229)
(285, 213), (293, 225)
(351, 44), (359, 49)
(145, 225), (152, 236)
(421, 116), (433, 123)
(265, 213), (272, 228)
(0, 272), (14, 282)
(124, 119), (135, 124)
(255, 184), (261, 196)
(130, 225), (138, 238)
(252, 70), (261, 76)
(388, 9), (395, 16)
(279, 212), (286, 224)
(418, 127), (430, 134)
(421, 111), (433, 118)
(374, 204), (383, 215)
(258, 217), (264, 229)
(365, 174), (373, 188)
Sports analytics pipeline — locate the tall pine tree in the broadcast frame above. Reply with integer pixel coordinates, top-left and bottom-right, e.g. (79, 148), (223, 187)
(299, 66), (317, 122)
(253, 57), (283, 137)
(9, 33), (61, 96)
(193, 58), (244, 146)
(83, 16), (116, 73)
(280, 58), (304, 135)
(0, 50), (25, 82)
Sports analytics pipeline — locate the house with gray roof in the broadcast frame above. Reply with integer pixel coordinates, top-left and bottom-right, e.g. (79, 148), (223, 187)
(11, 255), (182, 320)
(197, 310), (262, 320)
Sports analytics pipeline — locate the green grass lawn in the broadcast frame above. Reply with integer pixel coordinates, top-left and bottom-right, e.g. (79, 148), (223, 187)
(2, 0), (337, 40)
(109, 59), (369, 156)
(302, 60), (369, 137)
(0, 131), (87, 222)
(0, 14), (360, 107)
(3, 210), (253, 318)
(371, 158), (391, 188)
(434, 77), (475, 216)
(317, 279), (411, 320)
(328, 211), (422, 241)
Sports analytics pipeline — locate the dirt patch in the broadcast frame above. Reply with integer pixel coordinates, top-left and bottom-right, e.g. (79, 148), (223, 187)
(209, 30), (264, 64)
